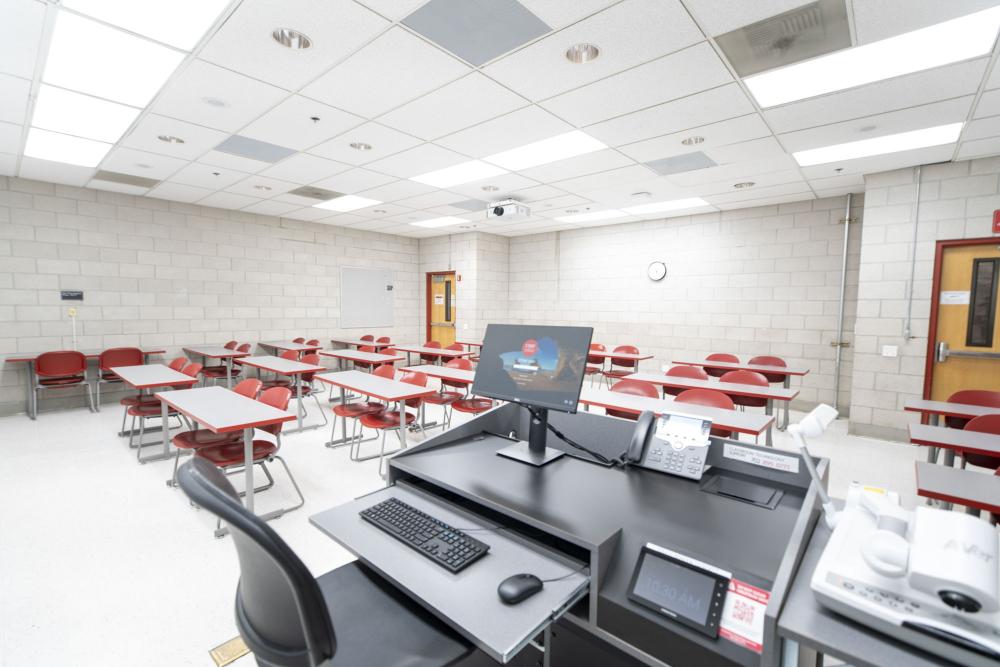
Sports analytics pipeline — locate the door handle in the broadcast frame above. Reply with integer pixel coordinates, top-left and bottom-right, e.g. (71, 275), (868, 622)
(430, 322), (455, 328)
(936, 341), (1000, 362)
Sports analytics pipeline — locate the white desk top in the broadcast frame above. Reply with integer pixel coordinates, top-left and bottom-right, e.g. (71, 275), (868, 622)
(577, 387), (773, 435)
(624, 372), (798, 400)
(237, 355), (324, 375)
(672, 358), (809, 376)
(259, 341), (321, 352)
(110, 364), (199, 390)
(330, 337), (392, 349)
(394, 344), (473, 357)
(154, 386), (295, 433)
(903, 399), (1000, 418)
(456, 340), (483, 348)
(908, 424), (1000, 457)
(320, 349), (403, 363)
(405, 364), (475, 384)
(315, 370), (436, 402)
(183, 346), (250, 359)
(587, 351), (653, 361)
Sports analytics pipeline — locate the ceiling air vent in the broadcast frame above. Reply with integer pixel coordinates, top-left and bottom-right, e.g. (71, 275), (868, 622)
(92, 170), (160, 188)
(288, 186), (344, 201)
(715, 0), (850, 77)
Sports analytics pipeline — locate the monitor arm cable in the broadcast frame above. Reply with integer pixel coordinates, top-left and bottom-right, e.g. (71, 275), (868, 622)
(525, 405), (619, 466)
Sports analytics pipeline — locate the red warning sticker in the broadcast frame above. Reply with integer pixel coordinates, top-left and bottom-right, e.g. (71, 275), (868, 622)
(719, 579), (770, 654)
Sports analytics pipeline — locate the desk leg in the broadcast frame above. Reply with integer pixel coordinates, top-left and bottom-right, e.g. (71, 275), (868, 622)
(398, 400), (407, 450)
(226, 357), (232, 389)
(244, 427), (254, 513)
(765, 400), (774, 447)
(296, 378), (303, 429)
(137, 396), (174, 463)
(27, 361), (37, 419)
(780, 377), (791, 430)
(926, 413), (940, 465)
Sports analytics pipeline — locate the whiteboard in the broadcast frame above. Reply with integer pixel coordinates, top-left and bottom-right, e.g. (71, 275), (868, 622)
(340, 266), (395, 329)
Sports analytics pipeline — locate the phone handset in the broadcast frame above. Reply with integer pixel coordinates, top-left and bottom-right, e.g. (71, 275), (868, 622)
(626, 410), (656, 464)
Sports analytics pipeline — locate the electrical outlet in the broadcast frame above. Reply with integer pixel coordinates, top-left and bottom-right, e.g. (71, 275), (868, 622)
(881, 345), (898, 358)
(67, 307), (77, 318)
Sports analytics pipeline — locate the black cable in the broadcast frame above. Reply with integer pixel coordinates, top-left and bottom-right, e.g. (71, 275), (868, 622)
(527, 406), (619, 466)
(540, 563), (589, 583)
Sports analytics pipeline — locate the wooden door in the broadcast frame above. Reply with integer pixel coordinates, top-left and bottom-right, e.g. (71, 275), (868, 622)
(427, 272), (456, 346)
(926, 241), (1000, 401)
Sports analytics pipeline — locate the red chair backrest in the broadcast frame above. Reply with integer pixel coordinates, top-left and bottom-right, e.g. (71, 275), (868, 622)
(675, 388), (735, 411)
(300, 354), (321, 382)
(402, 371), (428, 405)
(945, 390), (1000, 429)
(182, 362), (203, 378)
(373, 365), (395, 379)
(705, 353), (739, 377)
(292, 338), (305, 344)
(359, 345), (376, 353)
(587, 343), (606, 366)
(168, 357), (187, 371)
(610, 345), (639, 370)
(36, 350), (87, 377)
(666, 365), (708, 381)
(280, 350), (298, 360)
(376, 336), (391, 343)
(306, 339), (319, 346)
(232, 379), (262, 399)
(721, 370), (769, 387)
(421, 340), (442, 362)
(607, 379), (659, 420)
(446, 359), (473, 371)
(98, 347), (143, 370)
(748, 355), (787, 383)
(360, 335), (375, 342)
(224, 341), (238, 350)
(966, 414), (1000, 435)
(445, 343), (464, 351)
(424, 341), (442, 348)
(237, 343), (251, 353)
(258, 387), (292, 435)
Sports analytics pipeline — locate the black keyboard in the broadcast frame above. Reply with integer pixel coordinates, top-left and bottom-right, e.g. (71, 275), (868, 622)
(359, 497), (490, 573)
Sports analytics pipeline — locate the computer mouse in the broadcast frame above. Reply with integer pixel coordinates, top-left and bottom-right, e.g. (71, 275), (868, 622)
(497, 573), (544, 605)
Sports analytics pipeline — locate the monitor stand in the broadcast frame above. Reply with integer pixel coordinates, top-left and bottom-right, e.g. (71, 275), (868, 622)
(496, 407), (565, 466)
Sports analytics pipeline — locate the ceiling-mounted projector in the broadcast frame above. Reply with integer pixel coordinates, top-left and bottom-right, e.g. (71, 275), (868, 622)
(487, 199), (530, 220)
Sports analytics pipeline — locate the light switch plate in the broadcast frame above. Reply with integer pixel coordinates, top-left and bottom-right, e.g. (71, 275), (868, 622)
(882, 345), (898, 358)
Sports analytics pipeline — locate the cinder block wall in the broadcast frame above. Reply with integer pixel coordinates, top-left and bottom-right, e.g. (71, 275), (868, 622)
(850, 157), (1000, 440)
(0, 176), (420, 416)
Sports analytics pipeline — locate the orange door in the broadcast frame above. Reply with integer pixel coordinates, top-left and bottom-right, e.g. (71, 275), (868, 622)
(929, 243), (1000, 401)
(427, 272), (456, 346)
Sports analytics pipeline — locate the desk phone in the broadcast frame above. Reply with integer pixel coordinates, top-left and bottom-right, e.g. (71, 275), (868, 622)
(627, 411), (712, 480)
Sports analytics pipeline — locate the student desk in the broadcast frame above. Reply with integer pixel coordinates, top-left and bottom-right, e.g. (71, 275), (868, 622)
(908, 423), (1000, 460)
(258, 340), (322, 356)
(903, 399), (1000, 466)
(155, 386), (294, 525)
(319, 348), (403, 370)
(404, 363), (475, 385)
(5, 347), (164, 419)
(393, 344), (474, 366)
(110, 364), (199, 453)
(455, 340), (482, 354)
(673, 359), (810, 430)
(236, 355), (325, 432)
(329, 337), (393, 350)
(915, 462), (1000, 515)
(577, 386), (774, 440)
(586, 350), (654, 375)
(624, 372), (798, 447)
(182, 345), (250, 388)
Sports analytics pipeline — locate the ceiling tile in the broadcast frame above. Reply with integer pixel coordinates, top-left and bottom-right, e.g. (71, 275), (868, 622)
(378, 73), (528, 140)
(241, 95), (363, 151)
(353, 0), (430, 21)
(225, 175), (299, 198)
(394, 189), (469, 209)
(200, 149), (272, 173)
(713, 192), (815, 211)
(309, 121), (423, 165)
(853, 0), (999, 44)
(200, 191), (262, 210)
(152, 59), (289, 133)
(587, 83), (755, 146)
(198, 0), (390, 90)
(518, 148), (633, 183)
(800, 144), (957, 179)
(525, 193), (591, 212)
(88, 179), (150, 196)
(483, 0), (703, 101)
(552, 163), (656, 194)
(100, 147), (187, 180)
(963, 115), (1000, 141)
(169, 161), (249, 189)
(763, 59), (988, 133)
(806, 172), (866, 192)
(19, 157), (93, 187)
(364, 142), (468, 177)
(446, 172), (539, 198)
(581, 177), (689, 207)
(681, 0), (813, 37)
(436, 106), (572, 157)
(0, 0), (45, 79)
(667, 155), (797, 187)
(975, 88), (1000, 119)
(259, 153), (351, 183)
(694, 168), (804, 195)
(704, 136), (788, 164)
(778, 97), (975, 152)
(352, 202), (414, 219)
(517, 0), (618, 29)
(282, 207), (338, 221)
(358, 179), (436, 202)
(956, 136), (1000, 160)
(0, 73), (30, 125)
(120, 114), (228, 160)
(508, 183), (569, 202)
(703, 180), (811, 206)
(241, 200), (301, 216)
(147, 181), (215, 203)
(617, 114), (771, 161)
(541, 42), (733, 126)
(301, 26), (470, 118)
(311, 167), (397, 193)
(0, 121), (20, 155)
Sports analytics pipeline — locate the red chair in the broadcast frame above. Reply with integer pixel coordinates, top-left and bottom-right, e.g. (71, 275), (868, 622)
(944, 390), (1000, 430)
(675, 389), (735, 439)
(202, 342), (247, 385)
(663, 365), (708, 397)
(360, 335), (375, 342)
(704, 353), (739, 378)
(607, 380), (659, 421)
(584, 343), (606, 387)
(292, 337), (305, 344)
(421, 340), (442, 364)
(329, 365), (391, 450)
(291, 353), (328, 427)
(96, 346), (143, 411)
(601, 345), (640, 387)
(720, 370), (769, 410)
(961, 414), (1000, 470)
(357, 371), (429, 475)
(748, 355), (788, 384)
(444, 342), (464, 364)
(261, 350), (299, 389)
(353, 345), (380, 372)
(168, 378), (263, 486)
(168, 357), (187, 371)
(33, 350), (93, 416)
(376, 336), (391, 345)
(128, 362), (202, 456)
(196, 387), (304, 532)
(306, 339), (320, 347)
(424, 359), (473, 428)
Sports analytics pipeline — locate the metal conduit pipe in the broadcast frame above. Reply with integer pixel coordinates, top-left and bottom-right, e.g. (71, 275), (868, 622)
(832, 193), (853, 413)
(903, 165), (923, 339)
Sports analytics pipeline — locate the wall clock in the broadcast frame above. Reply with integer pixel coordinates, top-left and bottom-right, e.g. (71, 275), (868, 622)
(647, 261), (667, 281)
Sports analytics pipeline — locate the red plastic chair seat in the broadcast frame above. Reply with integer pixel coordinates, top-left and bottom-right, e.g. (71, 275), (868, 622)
(195, 440), (277, 467)
(38, 375), (86, 387)
(424, 391), (464, 406)
(359, 411), (417, 429)
(120, 395), (158, 407)
(452, 398), (493, 414)
(100, 371), (125, 381)
(333, 402), (385, 418)
(202, 366), (241, 378)
(173, 429), (240, 450)
(584, 365), (602, 375)
(261, 379), (292, 389)
(127, 403), (177, 417)
(601, 369), (633, 380)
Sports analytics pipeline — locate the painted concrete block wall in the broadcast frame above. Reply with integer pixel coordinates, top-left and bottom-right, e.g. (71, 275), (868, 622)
(505, 196), (864, 412)
(850, 157), (1000, 440)
(0, 176), (419, 416)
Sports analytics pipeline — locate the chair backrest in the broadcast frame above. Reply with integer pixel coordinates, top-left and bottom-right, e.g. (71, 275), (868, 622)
(587, 343), (606, 366)
(966, 414), (1000, 435)
(402, 371), (428, 387)
(98, 347), (143, 370)
(259, 387), (292, 436)
(945, 390), (1000, 429)
(421, 340), (442, 362)
(376, 336), (391, 344)
(280, 350), (299, 361)
(233, 378), (262, 399)
(306, 339), (319, 346)
(610, 345), (639, 370)
(168, 357), (187, 371)
(720, 370), (769, 387)
(360, 335), (375, 342)
(182, 362), (203, 378)
(224, 341), (238, 350)
(446, 358), (473, 371)
(237, 343), (252, 353)
(176, 459), (335, 666)
(373, 365), (395, 379)
(675, 388), (735, 411)
(748, 355), (787, 383)
(705, 353), (739, 377)
(36, 350), (87, 378)
(359, 345), (376, 353)
(292, 337), (305, 344)
(608, 379), (659, 420)
(300, 354), (321, 382)
(445, 343), (464, 352)
(666, 365), (708, 381)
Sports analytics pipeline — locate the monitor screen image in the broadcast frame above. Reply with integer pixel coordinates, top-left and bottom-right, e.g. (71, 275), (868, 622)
(472, 324), (593, 413)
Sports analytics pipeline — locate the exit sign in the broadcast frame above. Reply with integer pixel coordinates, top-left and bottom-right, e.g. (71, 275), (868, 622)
(994, 209), (1000, 234)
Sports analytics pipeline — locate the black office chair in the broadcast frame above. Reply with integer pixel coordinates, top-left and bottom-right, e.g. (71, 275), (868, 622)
(177, 458), (473, 667)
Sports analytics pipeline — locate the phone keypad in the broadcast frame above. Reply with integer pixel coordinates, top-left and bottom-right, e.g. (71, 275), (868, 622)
(645, 443), (706, 480)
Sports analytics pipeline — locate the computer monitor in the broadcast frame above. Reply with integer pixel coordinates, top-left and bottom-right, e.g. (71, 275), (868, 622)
(472, 324), (593, 466)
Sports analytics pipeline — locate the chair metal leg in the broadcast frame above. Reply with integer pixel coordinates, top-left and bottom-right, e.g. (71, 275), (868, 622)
(85, 382), (95, 413)
(95, 381), (101, 411)
(136, 418), (145, 462)
(311, 392), (329, 427)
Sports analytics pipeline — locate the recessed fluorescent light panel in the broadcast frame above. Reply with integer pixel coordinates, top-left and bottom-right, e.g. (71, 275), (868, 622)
(24, 127), (111, 167)
(485, 130), (606, 170)
(555, 210), (628, 223)
(313, 194), (382, 212)
(623, 197), (710, 215)
(60, 0), (231, 50)
(745, 6), (1000, 107)
(43, 11), (185, 107)
(410, 160), (508, 188)
(410, 216), (466, 228)
(792, 122), (963, 166)
(32, 85), (140, 143)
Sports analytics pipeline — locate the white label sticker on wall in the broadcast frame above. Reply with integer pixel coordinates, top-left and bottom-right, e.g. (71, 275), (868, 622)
(723, 444), (800, 474)
(940, 291), (970, 305)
